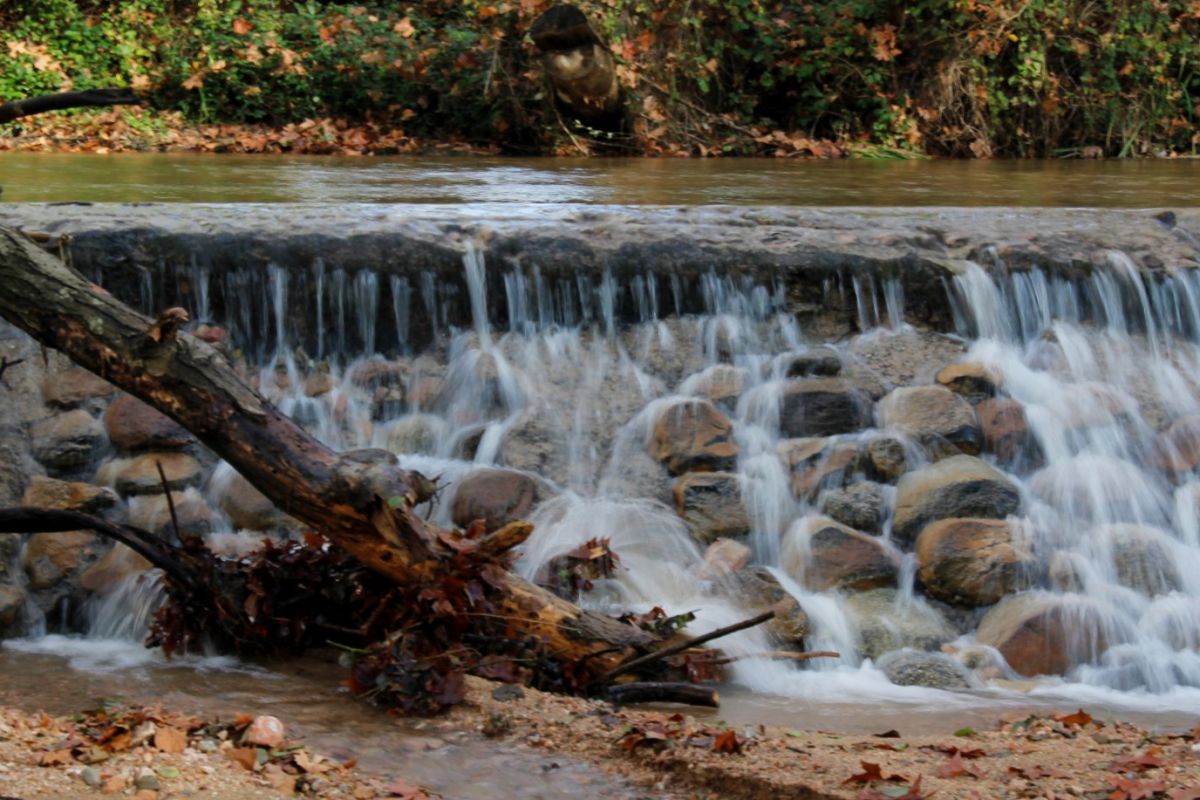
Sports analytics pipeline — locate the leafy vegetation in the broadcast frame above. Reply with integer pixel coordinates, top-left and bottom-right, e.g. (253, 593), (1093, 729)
(2, 0), (1197, 157)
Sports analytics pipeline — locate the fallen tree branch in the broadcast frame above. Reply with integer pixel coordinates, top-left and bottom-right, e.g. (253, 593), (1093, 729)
(0, 507), (197, 593)
(606, 682), (719, 708)
(601, 609), (776, 684)
(0, 88), (141, 124)
(712, 650), (841, 667)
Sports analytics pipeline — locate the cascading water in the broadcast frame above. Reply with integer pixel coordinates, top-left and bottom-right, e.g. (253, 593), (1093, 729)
(19, 233), (1200, 721)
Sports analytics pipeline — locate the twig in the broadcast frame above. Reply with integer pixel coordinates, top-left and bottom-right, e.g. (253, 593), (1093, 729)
(0, 356), (24, 383)
(712, 650), (840, 667)
(601, 609), (775, 683)
(155, 459), (182, 542)
(606, 682), (719, 708)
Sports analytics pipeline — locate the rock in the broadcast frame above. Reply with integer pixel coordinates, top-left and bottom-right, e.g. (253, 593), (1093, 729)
(80, 766), (102, 788)
(976, 593), (1116, 677)
(892, 455), (1021, 546)
(672, 471), (750, 544)
(498, 410), (571, 477)
(1095, 524), (1183, 596)
(935, 361), (999, 401)
(916, 518), (1038, 607)
(977, 397), (1036, 463)
(648, 399), (738, 475)
(864, 435), (909, 482)
(696, 538), (752, 580)
(779, 437), (861, 499)
(1028, 455), (1155, 524)
(79, 544), (153, 594)
(127, 489), (216, 539)
(348, 358), (406, 389)
(1152, 415), (1200, 474)
(783, 516), (898, 592)
(304, 371), (336, 398)
(31, 409), (106, 470)
(843, 588), (955, 659)
(450, 468), (550, 533)
(134, 769), (160, 791)
(217, 472), (293, 531)
(877, 385), (981, 456)
(678, 364), (746, 408)
(385, 414), (445, 456)
(41, 367), (116, 409)
(104, 394), (194, 451)
(877, 649), (975, 690)
(22, 530), (103, 590)
(1047, 550), (1084, 593)
(722, 566), (809, 646)
(0, 441), (37, 506)
(0, 585), (27, 636)
(847, 327), (967, 389)
(779, 378), (870, 438)
(819, 482), (887, 534)
(783, 346), (842, 377)
(20, 476), (117, 513)
(110, 453), (202, 496)
(243, 715), (286, 748)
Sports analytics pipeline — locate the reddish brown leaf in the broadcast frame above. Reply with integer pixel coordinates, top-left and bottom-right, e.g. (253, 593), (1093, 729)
(712, 729), (741, 754)
(938, 751), (983, 779)
(844, 761), (907, 785)
(154, 725), (187, 754)
(1111, 748), (1164, 774)
(37, 749), (73, 766)
(1168, 789), (1200, 800)
(1057, 708), (1095, 727)
(1107, 774), (1167, 800)
(226, 747), (258, 771)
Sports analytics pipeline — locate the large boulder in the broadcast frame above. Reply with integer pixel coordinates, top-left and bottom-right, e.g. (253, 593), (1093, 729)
(31, 409), (106, 470)
(864, 435), (909, 482)
(22, 530), (104, 591)
(877, 649), (975, 690)
(41, 367), (117, 410)
(79, 544), (153, 594)
(385, 414), (446, 456)
(217, 472), (294, 531)
(976, 593), (1118, 677)
(782, 347), (842, 378)
(450, 468), (551, 533)
(498, 410), (571, 478)
(20, 476), (117, 514)
(893, 455), (1020, 546)
(679, 364), (747, 409)
(672, 472), (750, 544)
(782, 516), (899, 592)
(877, 385), (981, 456)
(648, 399), (738, 475)
(1094, 524), (1183, 597)
(779, 437), (861, 499)
(695, 538), (751, 580)
(819, 482), (887, 534)
(127, 489), (216, 539)
(843, 588), (955, 659)
(916, 518), (1038, 607)
(976, 397), (1036, 464)
(722, 566), (809, 647)
(108, 453), (203, 497)
(104, 394), (194, 451)
(935, 362), (999, 402)
(0, 584), (27, 637)
(0, 441), (37, 506)
(779, 378), (870, 438)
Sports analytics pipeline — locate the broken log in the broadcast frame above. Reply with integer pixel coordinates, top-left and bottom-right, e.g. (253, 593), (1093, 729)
(606, 682), (720, 708)
(0, 88), (141, 124)
(0, 225), (654, 673)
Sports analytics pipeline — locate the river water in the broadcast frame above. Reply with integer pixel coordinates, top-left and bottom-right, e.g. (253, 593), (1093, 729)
(1, 155), (1199, 784)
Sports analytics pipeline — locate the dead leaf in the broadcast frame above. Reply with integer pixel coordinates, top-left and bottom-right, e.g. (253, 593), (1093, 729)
(1107, 774), (1167, 800)
(154, 726), (187, 754)
(232, 18), (252, 34)
(226, 747), (258, 771)
(712, 729), (741, 754)
(37, 749), (73, 766)
(843, 761), (907, 784)
(1056, 708), (1094, 727)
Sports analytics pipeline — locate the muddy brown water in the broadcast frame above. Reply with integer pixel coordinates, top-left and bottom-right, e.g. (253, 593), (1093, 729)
(2, 153), (1200, 206)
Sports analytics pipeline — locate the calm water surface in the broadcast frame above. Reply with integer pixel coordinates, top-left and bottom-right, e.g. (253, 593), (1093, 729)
(1, 152), (1198, 206)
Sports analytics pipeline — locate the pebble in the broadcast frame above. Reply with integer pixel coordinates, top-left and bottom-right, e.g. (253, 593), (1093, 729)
(80, 766), (102, 787)
(243, 715), (286, 748)
(135, 767), (161, 791)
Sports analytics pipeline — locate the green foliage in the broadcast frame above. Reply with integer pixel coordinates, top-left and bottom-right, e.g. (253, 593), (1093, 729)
(2, 0), (1198, 156)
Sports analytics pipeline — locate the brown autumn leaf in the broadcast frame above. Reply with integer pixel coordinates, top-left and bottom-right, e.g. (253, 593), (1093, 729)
(937, 751), (983, 779)
(383, 778), (431, 799)
(1111, 748), (1165, 774)
(232, 17), (252, 35)
(1107, 774), (1168, 800)
(1056, 708), (1094, 727)
(843, 761), (907, 784)
(712, 729), (741, 754)
(37, 749), (74, 766)
(154, 726), (187, 754)
(393, 18), (416, 38)
(226, 746), (258, 771)
(1169, 789), (1200, 800)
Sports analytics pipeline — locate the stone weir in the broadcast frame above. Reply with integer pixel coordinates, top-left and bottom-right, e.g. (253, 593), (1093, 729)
(0, 203), (1197, 356)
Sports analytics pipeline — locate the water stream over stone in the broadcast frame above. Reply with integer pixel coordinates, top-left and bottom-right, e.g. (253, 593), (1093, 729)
(5, 205), (1200, 735)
